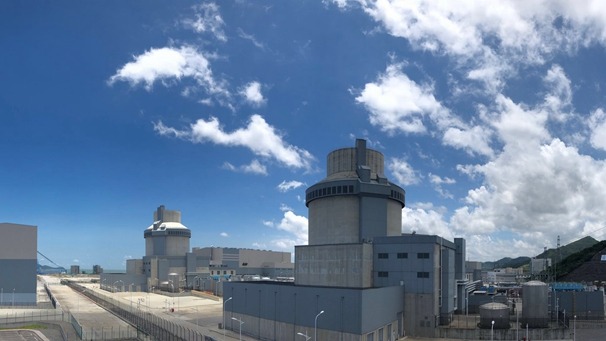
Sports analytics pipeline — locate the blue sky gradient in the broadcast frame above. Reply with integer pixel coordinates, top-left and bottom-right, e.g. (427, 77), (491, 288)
(3, 1), (606, 270)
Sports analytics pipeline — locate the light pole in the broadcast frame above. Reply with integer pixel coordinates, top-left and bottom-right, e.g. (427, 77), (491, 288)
(12, 288), (15, 307)
(297, 331), (311, 340)
(314, 310), (324, 341)
(130, 283), (135, 311)
(231, 317), (243, 341)
(526, 323), (528, 341)
(490, 320), (494, 341)
(572, 315), (577, 341)
(223, 296), (233, 340)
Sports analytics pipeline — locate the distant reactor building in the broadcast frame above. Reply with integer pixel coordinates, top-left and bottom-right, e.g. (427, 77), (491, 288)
(101, 205), (293, 293)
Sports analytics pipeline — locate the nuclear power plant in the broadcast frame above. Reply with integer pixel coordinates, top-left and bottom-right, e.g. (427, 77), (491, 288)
(101, 205), (294, 294)
(223, 139), (468, 339)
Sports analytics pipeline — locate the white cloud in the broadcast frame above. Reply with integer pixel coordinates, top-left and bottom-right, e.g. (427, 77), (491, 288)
(220, 232), (229, 237)
(184, 3), (227, 42)
(589, 108), (606, 150)
(354, 63), (445, 134)
(240, 81), (266, 106)
(108, 46), (229, 98)
(154, 115), (315, 170)
(277, 180), (305, 193)
(222, 160), (267, 175)
(357, 1), (606, 93)
(387, 157), (421, 186)
(276, 210), (308, 243)
(402, 204), (453, 240)
(355, 62), (492, 156)
(280, 203), (293, 212)
(242, 160), (268, 175)
(237, 28), (265, 49)
(542, 64), (573, 121)
(429, 173), (456, 199)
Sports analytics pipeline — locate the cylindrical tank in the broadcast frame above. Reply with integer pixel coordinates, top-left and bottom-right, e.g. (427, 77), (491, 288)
(522, 280), (549, 327)
(479, 302), (510, 329)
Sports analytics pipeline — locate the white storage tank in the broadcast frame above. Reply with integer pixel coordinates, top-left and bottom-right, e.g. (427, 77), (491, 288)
(479, 302), (510, 329)
(522, 280), (549, 328)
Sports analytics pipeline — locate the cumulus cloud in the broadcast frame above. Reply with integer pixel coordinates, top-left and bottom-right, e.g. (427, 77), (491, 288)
(277, 180), (305, 193)
(183, 2), (227, 42)
(589, 108), (606, 151)
(355, 62), (493, 156)
(388, 157), (421, 186)
(222, 160), (268, 175)
(354, 63), (446, 135)
(154, 114), (315, 170)
(402, 204), (453, 240)
(240, 81), (266, 106)
(429, 173), (456, 199)
(276, 210), (308, 243)
(450, 101), (606, 259)
(358, 0), (606, 92)
(108, 46), (229, 99)
(220, 232), (229, 237)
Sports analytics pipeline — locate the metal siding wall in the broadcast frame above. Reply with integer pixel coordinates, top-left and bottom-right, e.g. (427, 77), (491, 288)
(225, 282), (374, 335)
(0, 259), (37, 304)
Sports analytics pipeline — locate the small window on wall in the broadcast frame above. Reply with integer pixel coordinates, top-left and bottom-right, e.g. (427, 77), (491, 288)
(417, 272), (429, 278)
(378, 253), (388, 259)
(378, 271), (388, 277)
(366, 332), (374, 341)
(417, 252), (429, 259)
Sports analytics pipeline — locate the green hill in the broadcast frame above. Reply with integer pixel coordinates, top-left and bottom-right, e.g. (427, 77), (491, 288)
(535, 236), (599, 263)
(482, 236), (599, 270)
(555, 240), (606, 281)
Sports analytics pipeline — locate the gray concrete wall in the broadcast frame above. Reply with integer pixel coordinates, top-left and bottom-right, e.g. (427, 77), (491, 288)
(295, 243), (373, 288)
(308, 196), (360, 245)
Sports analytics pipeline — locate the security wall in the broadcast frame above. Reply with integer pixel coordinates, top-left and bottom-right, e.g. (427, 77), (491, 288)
(0, 223), (37, 306)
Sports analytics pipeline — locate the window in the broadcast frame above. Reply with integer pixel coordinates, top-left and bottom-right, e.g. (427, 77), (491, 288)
(366, 332), (374, 341)
(378, 271), (388, 277)
(417, 272), (429, 278)
(417, 252), (430, 259)
(397, 252), (408, 259)
(378, 253), (389, 259)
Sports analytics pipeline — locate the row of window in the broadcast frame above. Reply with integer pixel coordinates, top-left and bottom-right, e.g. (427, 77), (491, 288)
(377, 271), (430, 278)
(210, 270), (234, 275)
(306, 185), (356, 201)
(377, 252), (429, 259)
(390, 189), (404, 201)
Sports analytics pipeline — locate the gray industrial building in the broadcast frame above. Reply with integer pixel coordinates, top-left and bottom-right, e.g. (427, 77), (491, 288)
(101, 206), (293, 293)
(224, 139), (467, 340)
(0, 223), (37, 306)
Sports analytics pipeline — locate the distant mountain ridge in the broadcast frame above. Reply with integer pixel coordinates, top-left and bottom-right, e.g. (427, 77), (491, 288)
(482, 236), (599, 270)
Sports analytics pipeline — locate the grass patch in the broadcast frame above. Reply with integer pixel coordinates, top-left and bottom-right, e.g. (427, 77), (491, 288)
(0, 323), (47, 330)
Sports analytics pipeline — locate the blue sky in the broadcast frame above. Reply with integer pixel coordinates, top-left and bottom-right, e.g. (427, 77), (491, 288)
(3, 1), (606, 270)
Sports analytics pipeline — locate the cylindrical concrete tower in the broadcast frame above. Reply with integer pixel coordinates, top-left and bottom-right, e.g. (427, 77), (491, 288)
(305, 139), (405, 245)
(144, 205), (191, 257)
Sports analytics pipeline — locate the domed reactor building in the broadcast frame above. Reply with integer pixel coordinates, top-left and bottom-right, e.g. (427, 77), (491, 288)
(225, 139), (468, 340)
